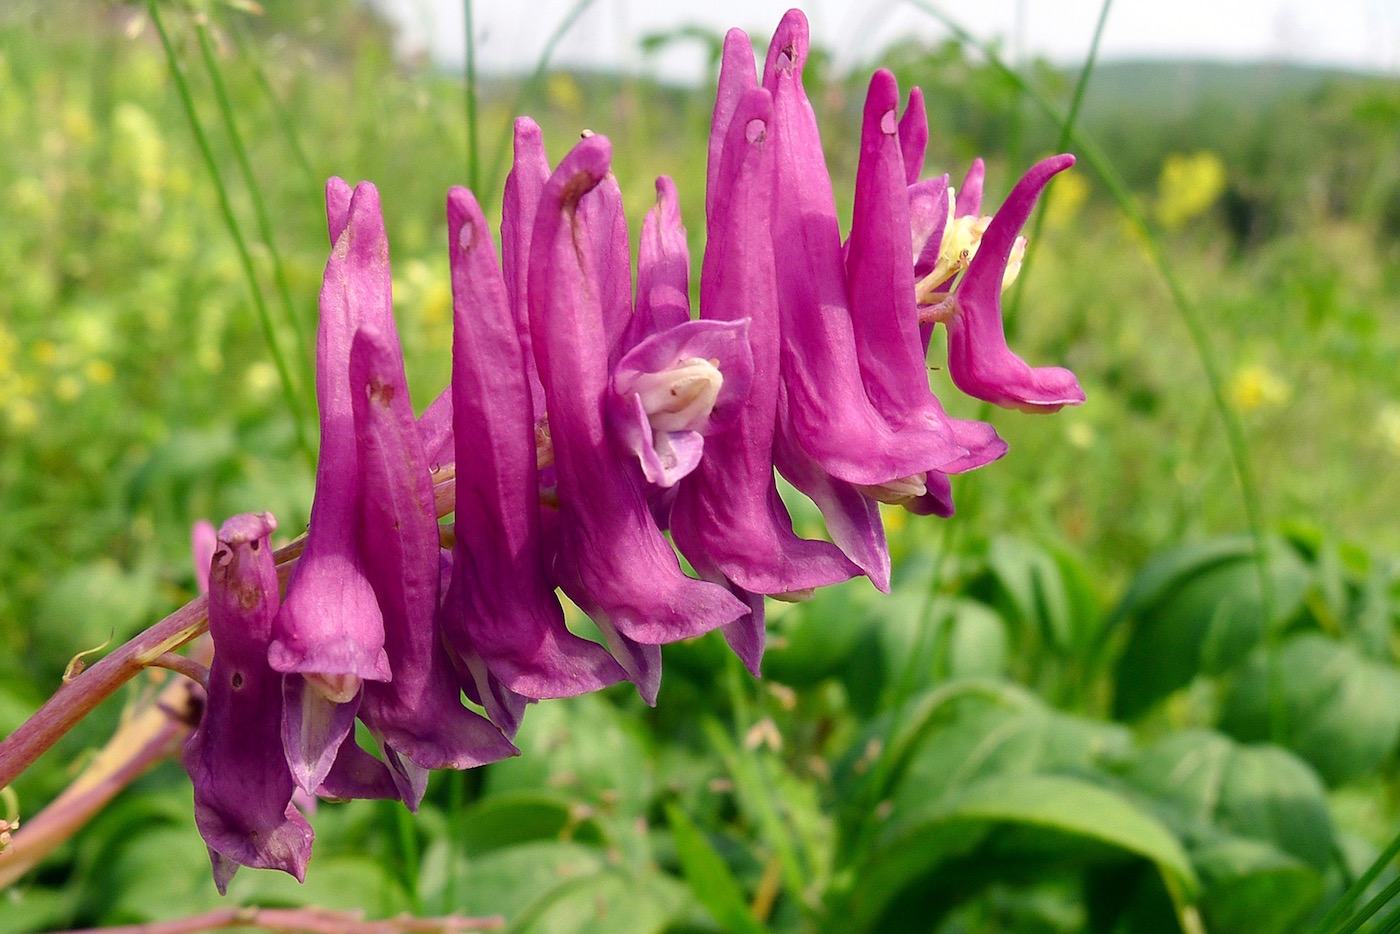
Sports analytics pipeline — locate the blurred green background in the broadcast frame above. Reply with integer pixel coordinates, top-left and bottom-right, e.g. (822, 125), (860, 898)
(3, 1), (1400, 931)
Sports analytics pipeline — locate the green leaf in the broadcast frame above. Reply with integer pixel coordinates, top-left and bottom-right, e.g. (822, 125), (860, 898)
(944, 600), (1010, 680)
(485, 695), (651, 815)
(986, 537), (1075, 653)
(513, 867), (691, 934)
(1192, 836), (1324, 934)
(455, 840), (606, 921)
(457, 792), (602, 856)
(852, 774), (1197, 930)
(1111, 540), (1310, 719)
(764, 583), (876, 686)
(1123, 730), (1335, 872)
(664, 804), (766, 934)
(1221, 634), (1400, 785)
(0, 890), (73, 934)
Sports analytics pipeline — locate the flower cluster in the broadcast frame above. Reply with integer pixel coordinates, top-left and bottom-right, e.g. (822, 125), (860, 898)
(184, 8), (1082, 891)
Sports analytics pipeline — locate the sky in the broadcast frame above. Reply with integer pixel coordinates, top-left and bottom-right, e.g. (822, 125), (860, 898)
(371, 0), (1400, 81)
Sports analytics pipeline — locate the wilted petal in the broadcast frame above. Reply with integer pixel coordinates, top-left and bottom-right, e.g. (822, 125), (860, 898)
(672, 85), (858, 618)
(439, 186), (625, 722)
(762, 10), (965, 485)
(272, 181), (395, 793)
(184, 512), (313, 895)
(946, 155), (1086, 412)
(351, 324), (517, 807)
(528, 134), (747, 696)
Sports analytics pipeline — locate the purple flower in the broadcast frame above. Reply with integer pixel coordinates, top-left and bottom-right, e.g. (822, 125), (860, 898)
(671, 83), (859, 674)
(184, 512), (313, 895)
(761, 11), (967, 488)
(437, 186), (625, 734)
(608, 178), (755, 489)
(527, 133), (748, 703)
(937, 155), (1085, 412)
(350, 324), (518, 806)
(271, 179), (396, 794)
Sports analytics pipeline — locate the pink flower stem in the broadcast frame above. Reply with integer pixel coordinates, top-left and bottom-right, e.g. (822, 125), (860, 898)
(41, 907), (503, 934)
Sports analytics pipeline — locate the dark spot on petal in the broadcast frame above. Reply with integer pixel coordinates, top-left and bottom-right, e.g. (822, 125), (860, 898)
(231, 672), (244, 689)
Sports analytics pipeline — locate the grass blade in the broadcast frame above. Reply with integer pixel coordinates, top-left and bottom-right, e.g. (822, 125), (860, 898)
(147, 1), (315, 467)
(464, 0), (480, 193)
(665, 802), (769, 934)
(1314, 828), (1400, 934)
(1004, 0), (1112, 337)
(194, 19), (316, 407)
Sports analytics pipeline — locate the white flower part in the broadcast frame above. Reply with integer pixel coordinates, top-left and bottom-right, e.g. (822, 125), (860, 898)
(1002, 236), (1028, 291)
(306, 672), (360, 704)
(858, 473), (929, 505)
(915, 204), (993, 304)
(631, 357), (724, 433)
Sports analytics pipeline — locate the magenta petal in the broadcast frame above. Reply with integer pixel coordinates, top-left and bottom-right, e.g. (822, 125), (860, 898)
(720, 585), (767, 678)
(281, 673), (361, 795)
(897, 86), (928, 185)
(501, 117), (551, 421)
(956, 158), (985, 218)
(528, 134), (747, 659)
(847, 70), (968, 448)
(184, 513), (313, 895)
(317, 737), (400, 803)
(910, 176), (951, 283)
(672, 86), (858, 599)
(762, 10), (964, 485)
(416, 387), (453, 470)
(350, 324), (517, 789)
(707, 28), (759, 223)
(271, 181), (392, 687)
(440, 186), (626, 710)
(947, 155), (1086, 412)
(632, 176), (692, 338)
(906, 471), (956, 517)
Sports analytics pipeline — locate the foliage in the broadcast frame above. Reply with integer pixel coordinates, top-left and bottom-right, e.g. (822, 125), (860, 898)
(1, 1), (1398, 932)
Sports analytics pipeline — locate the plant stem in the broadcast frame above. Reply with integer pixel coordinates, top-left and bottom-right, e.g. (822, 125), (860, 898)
(1004, 0), (1112, 337)
(42, 907), (503, 934)
(463, 0), (480, 193)
(147, 1), (315, 467)
(194, 19), (316, 402)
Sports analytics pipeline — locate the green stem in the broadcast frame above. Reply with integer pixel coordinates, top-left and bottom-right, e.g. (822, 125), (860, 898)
(194, 20), (316, 406)
(228, 23), (325, 214)
(147, 2), (315, 467)
(464, 0), (480, 193)
(1004, 0), (1113, 337)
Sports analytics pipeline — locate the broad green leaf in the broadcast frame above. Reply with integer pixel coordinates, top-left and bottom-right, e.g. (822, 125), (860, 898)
(664, 804), (766, 934)
(514, 867), (691, 934)
(1111, 541), (1310, 719)
(986, 537), (1075, 653)
(1123, 730), (1335, 871)
(455, 840), (607, 921)
(1192, 836), (1324, 934)
(852, 774), (1197, 931)
(764, 583), (876, 686)
(944, 600), (1010, 680)
(485, 694), (651, 815)
(457, 792), (603, 856)
(1221, 634), (1400, 785)
(0, 890), (73, 934)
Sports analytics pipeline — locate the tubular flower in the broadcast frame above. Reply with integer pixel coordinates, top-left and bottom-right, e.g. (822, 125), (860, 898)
(438, 186), (626, 735)
(271, 180), (394, 794)
(184, 512), (314, 895)
(527, 134), (749, 703)
(350, 324), (518, 807)
(671, 84), (859, 674)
